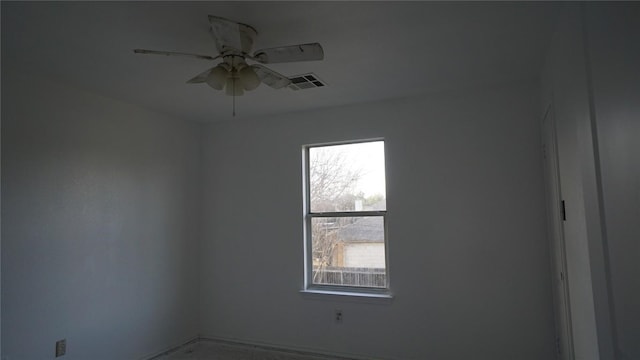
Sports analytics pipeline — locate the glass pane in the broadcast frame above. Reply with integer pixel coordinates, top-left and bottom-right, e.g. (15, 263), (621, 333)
(311, 216), (386, 288)
(309, 141), (386, 213)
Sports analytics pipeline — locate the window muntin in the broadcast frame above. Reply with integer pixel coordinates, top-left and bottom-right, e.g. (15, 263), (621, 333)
(305, 140), (388, 291)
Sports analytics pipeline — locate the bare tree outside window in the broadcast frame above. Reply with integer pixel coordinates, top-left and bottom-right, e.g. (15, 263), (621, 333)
(306, 141), (387, 289)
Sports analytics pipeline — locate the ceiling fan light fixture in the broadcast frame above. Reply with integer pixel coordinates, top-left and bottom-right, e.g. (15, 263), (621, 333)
(225, 77), (244, 96)
(205, 65), (229, 90)
(238, 66), (260, 91)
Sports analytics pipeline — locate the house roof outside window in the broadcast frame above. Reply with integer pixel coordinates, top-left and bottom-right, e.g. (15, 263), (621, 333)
(337, 216), (384, 243)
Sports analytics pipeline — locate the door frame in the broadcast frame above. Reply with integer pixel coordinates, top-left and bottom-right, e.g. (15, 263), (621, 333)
(542, 103), (575, 360)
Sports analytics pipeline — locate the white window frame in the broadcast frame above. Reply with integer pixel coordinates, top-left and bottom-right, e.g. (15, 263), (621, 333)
(302, 139), (391, 296)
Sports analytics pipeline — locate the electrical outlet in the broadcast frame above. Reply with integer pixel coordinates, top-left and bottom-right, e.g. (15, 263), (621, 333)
(55, 339), (66, 357)
(335, 309), (343, 323)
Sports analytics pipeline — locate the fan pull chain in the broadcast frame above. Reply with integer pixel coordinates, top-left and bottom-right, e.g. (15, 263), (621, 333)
(232, 77), (236, 117)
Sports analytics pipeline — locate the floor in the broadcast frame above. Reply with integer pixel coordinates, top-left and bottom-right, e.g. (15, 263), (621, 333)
(156, 340), (353, 360)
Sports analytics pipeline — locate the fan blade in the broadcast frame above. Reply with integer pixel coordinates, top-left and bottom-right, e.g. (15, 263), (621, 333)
(186, 68), (214, 84)
(208, 15), (257, 54)
(251, 64), (291, 89)
(133, 49), (219, 61)
(253, 43), (324, 64)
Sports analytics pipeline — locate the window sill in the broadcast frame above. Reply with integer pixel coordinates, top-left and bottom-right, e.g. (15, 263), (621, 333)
(299, 289), (394, 304)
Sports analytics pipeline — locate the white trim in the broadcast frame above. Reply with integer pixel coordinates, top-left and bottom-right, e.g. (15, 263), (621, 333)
(542, 102), (575, 360)
(304, 137), (385, 149)
(302, 139), (390, 294)
(299, 289), (393, 304)
(310, 210), (386, 217)
(141, 336), (199, 360)
(198, 335), (394, 360)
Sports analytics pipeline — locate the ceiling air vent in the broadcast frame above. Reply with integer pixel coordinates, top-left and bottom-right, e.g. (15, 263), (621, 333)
(288, 73), (326, 90)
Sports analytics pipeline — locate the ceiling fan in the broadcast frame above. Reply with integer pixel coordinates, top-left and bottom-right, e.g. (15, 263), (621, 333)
(134, 15), (324, 98)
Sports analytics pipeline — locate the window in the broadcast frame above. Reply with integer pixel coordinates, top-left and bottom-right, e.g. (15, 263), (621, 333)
(303, 140), (389, 294)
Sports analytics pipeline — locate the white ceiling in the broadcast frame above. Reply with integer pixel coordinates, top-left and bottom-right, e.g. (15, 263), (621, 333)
(3, 2), (556, 122)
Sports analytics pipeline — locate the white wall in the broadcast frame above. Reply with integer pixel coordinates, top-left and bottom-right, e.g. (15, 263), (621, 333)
(200, 82), (555, 360)
(1, 73), (202, 359)
(585, 4), (640, 359)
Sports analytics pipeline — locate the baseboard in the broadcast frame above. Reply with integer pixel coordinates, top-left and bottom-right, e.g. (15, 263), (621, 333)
(199, 334), (388, 360)
(141, 336), (199, 360)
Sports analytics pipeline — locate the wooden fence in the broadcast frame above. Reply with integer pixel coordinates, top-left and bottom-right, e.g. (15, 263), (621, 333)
(313, 266), (386, 288)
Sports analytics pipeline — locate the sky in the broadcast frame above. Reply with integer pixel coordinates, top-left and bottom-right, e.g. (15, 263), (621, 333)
(314, 140), (386, 198)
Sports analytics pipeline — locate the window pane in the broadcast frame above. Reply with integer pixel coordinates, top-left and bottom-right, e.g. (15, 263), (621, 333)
(309, 141), (386, 213)
(311, 216), (386, 288)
